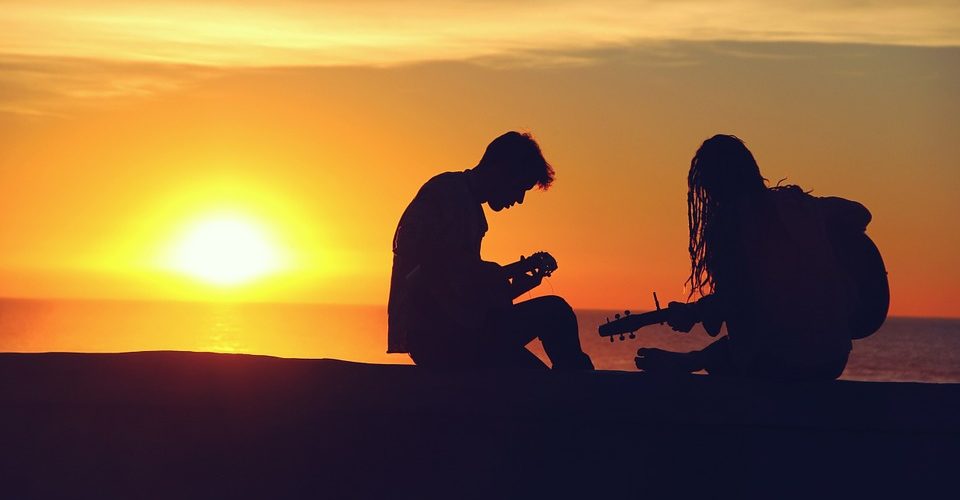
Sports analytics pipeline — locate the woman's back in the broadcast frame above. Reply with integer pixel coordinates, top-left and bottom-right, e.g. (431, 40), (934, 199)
(721, 187), (854, 371)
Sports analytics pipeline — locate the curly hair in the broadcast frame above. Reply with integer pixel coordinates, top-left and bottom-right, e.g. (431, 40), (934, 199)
(479, 131), (555, 190)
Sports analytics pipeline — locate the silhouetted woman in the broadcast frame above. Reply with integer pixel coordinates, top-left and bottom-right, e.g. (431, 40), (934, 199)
(636, 134), (874, 380)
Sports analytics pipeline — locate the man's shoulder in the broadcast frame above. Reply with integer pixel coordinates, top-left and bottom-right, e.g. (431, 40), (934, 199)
(423, 170), (467, 189)
(417, 171), (471, 200)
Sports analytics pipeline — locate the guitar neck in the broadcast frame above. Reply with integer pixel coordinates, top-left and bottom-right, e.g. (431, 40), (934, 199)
(598, 308), (670, 337)
(496, 252), (556, 280)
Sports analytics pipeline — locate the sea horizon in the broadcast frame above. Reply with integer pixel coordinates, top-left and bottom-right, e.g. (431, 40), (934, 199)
(1, 297), (958, 383)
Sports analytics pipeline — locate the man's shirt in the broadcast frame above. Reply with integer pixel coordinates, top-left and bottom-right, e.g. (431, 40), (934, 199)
(387, 171), (488, 353)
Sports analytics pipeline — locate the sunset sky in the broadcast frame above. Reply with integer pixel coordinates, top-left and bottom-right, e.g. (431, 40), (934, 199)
(1, 0), (958, 317)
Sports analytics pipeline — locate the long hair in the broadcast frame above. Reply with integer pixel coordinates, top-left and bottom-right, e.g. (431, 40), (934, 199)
(686, 135), (767, 298)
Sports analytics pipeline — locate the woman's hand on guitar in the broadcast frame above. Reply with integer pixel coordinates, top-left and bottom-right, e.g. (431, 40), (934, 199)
(666, 301), (697, 333)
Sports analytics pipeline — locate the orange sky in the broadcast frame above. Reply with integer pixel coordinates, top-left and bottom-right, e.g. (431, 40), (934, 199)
(0, 1), (958, 317)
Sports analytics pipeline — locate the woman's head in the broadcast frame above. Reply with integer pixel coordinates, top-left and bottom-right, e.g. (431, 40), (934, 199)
(686, 134), (766, 297)
(688, 135), (765, 204)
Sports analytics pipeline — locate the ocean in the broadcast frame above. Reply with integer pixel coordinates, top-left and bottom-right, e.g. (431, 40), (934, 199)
(1, 298), (957, 383)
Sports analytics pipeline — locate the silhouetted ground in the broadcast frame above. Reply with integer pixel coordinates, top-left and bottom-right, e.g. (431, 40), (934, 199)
(1, 351), (957, 498)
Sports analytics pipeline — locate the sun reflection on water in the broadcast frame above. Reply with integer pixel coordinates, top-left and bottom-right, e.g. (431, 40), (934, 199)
(204, 306), (244, 353)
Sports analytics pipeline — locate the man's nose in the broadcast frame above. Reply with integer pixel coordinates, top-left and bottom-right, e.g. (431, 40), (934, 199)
(517, 191), (525, 204)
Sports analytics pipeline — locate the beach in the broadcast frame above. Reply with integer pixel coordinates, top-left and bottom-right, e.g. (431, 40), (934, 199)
(2, 300), (958, 497)
(2, 351), (958, 498)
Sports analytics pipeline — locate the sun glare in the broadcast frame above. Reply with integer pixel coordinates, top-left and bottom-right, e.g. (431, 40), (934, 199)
(165, 214), (285, 286)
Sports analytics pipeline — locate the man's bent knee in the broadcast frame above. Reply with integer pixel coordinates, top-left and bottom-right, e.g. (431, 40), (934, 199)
(533, 295), (578, 338)
(538, 295), (576, 320)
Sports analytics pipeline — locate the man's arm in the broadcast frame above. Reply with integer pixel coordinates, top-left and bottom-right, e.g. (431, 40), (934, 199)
(507, 269), (544, 299)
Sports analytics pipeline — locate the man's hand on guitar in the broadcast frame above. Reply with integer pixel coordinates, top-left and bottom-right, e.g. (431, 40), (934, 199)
(527, 251), (558, 277)
(504, 252), (556, 299)
(511, 270), (544, 295)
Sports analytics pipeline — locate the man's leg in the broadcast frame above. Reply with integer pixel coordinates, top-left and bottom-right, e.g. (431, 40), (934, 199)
(409, 324), (549, 370)
(487, 346), (550, 370)
(490, 295), (593, 370)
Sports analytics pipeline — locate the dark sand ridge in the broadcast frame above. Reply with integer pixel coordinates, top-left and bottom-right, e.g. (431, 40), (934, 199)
(1, 351), (958, 498)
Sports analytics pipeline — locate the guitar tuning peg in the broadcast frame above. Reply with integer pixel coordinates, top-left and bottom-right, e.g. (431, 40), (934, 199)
(629, 332), (636, 339)
(609, 336), (614, 343)
(619, 334), (625, 341)
(615, 313), (621, 320)
(605, 317), (611, 324)
(625, 310), (631, 316)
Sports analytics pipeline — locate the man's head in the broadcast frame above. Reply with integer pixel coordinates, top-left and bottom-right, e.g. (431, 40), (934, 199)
(475, 131), (554, 211)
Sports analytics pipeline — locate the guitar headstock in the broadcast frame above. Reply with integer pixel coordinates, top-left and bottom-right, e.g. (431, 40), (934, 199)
(602, 311), (639, 342)
(598, 293), (668, 341)
(525, 251), (558, 277)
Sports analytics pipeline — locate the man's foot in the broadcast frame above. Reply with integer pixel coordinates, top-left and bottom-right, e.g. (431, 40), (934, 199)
(552, 352), (595, 371)
(635, 348), (702, 374)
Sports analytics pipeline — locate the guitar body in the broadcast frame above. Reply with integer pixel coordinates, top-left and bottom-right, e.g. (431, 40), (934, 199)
(833, 231), (890, 339)
(474, 261), (514, 312)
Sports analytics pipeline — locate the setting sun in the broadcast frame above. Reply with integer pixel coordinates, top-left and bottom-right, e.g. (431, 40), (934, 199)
(163, 213), (285, 286)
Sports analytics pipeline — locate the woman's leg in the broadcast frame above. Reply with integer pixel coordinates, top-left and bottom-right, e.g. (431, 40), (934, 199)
(635, 337), (732, 375)
(699, 336), (738, 376)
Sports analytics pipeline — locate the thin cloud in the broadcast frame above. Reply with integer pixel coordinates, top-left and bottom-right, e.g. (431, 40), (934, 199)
(0, 55), (220, 117)
(1, 1), (957, 116)
(1, 1), (957, 68)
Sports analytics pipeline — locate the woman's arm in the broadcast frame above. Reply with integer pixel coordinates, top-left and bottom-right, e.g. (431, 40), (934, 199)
(694, 293), (725, 337)
(666, 293), (725, 336)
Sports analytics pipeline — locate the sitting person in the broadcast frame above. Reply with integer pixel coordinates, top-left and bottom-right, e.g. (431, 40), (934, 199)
(636, 134), (880, 380)
(387, 131), (593, 371)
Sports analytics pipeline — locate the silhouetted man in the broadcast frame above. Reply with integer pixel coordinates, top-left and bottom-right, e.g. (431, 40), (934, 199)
(388, 131), (593, 370)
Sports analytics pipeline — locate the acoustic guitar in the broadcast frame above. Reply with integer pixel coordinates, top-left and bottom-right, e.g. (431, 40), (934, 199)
(599, 233), (889, 342)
